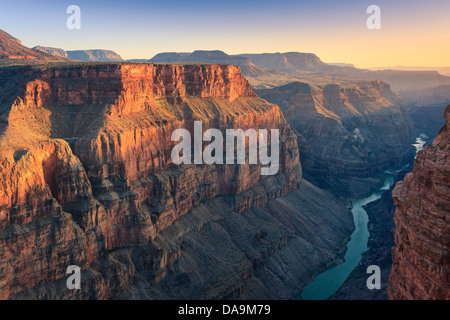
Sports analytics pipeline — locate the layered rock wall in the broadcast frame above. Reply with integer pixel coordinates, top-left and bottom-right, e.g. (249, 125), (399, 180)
(0, 63), (302, 299)
(388, 105), (450, 300)
(257, 81), (414, 179)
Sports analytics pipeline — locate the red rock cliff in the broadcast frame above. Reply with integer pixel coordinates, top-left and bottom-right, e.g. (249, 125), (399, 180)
(388, 105), (450, 300)
(0, 63), (301, 299)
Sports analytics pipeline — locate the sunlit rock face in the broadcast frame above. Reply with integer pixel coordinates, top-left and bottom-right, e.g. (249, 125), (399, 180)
(0, 63), (329, 299)
(388, 105), (450, 300)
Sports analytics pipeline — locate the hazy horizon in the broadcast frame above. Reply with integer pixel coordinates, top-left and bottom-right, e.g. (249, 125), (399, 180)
(1, 0), (449, 68)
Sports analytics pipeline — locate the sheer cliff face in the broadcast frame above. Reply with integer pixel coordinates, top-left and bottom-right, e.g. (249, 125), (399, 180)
(0, 63), (315, 299)
(257, 81), (414, 179)
(388, 105), (450, 300)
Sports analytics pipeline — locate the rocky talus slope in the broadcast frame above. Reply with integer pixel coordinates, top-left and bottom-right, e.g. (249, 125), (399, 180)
(0, 63), (353, 299)
(388, 105), (450, 300)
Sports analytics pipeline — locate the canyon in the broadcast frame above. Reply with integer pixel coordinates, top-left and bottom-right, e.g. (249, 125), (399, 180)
(0, 28), (448, 300)
(0, 61), (354, 299)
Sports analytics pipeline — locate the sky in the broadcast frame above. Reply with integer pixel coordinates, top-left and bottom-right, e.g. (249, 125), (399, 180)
(0, 0), (449, 68)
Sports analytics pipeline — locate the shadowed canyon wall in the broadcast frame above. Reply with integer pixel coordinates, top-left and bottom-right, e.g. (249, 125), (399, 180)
(257, 81), (414, 197)
(388, 105), (450, 300)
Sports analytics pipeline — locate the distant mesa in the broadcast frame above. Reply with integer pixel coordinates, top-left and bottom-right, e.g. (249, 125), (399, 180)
(239, 52), (328, 73)
(126, 59), (149, 63)
(65, 50), (123, 62)
(32, 46), (68, 59)
(0, 30), (67, 63)
(149, 50), (266, 76)
(33, 46), (124, 62)
(328, 63), (355, 68)
(1, 29), (123, 64)
(368, 65), (450, 76)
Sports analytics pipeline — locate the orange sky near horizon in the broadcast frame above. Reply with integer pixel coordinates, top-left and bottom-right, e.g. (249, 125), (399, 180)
(0, 0), (449, 68)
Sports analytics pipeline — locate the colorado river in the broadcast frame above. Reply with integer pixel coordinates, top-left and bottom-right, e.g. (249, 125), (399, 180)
(301, 170), (395, 300)
(412, 133), (428, 157)
(301, 133), (427, 300)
